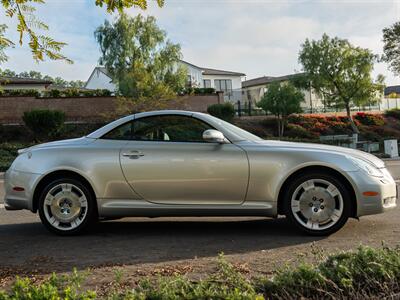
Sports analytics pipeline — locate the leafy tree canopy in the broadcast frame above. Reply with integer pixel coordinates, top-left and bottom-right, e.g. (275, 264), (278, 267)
(94, 13), (186, 104)
(257, 82), (304, 137)
(382, 21), (400, 76)
(0, 68), (85, 88)
(0, 0), (164, 64)
(298, 34), (378, 133)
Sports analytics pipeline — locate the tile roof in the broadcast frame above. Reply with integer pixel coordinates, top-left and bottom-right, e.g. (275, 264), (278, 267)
(180, 60), (245, 77)
(242, 73), (305, 88)
(384, 85), (400, 96)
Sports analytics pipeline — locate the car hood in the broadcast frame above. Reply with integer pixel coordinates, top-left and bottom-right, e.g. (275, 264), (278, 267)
(248, 139), (385, 168)
(20, 137), (93, 153)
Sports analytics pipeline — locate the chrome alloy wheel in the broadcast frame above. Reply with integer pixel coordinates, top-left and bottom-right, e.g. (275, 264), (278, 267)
(290, 179), (344, 231)
(43, 183), (88, 231)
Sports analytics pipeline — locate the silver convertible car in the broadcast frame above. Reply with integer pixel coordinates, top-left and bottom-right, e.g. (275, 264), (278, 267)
(4, 110), (397, 235)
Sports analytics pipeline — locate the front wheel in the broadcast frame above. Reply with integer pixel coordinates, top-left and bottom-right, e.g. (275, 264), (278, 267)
(38, 178), (96, 235)
(283, 172), (351, 236)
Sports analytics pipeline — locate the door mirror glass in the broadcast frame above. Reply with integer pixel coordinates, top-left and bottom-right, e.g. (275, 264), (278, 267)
(202, 129), (227, 143)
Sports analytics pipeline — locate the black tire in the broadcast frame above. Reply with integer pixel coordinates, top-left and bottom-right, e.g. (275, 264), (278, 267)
(283, 171), (351, 236)
(38, 177), (96, 235)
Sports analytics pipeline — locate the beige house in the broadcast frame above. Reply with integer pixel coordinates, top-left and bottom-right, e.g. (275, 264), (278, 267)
(241, 74), (325, 113)
(384, 85), (400, 110)
(0, 76), (52, 91)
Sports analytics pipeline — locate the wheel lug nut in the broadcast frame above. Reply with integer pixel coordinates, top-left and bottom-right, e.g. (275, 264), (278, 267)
(319, 199), (324, 203)
(312, 197), (317, 201)
(314, 208), (318, 213)
(320, 205), (324, 209)
(309, 203), (313, 207)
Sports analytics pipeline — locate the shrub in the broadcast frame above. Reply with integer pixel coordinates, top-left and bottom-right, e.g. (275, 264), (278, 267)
(385, 108), (400, 120)
(354, 112), (385, 126)
(182, 87), (216, 95)
(0, 89), (40, 97)
(370, 126), (399, 139)
(194, 87), (215, 95)
(255, 246), (400, 299)
(95, 89), (112, 96)
(328, 120), (352, 134)
(43, 89), (62, 98)
(286, 123), (319, 139)
(62, 88), (81, 97)
(81, 90), (96, 97)
(23, 109), (65, 141)
(207, 103), (235, 122)
(1, 246), (399, 299)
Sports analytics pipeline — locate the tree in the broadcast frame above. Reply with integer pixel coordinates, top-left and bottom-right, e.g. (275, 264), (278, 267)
(0, 25), (12, 64)
(299, 34), (377, 133)
(382, 22), (400, 76)
(0, 0), (164, 64)
(94, 13), (186, 106)
(257, 82), (304, 137)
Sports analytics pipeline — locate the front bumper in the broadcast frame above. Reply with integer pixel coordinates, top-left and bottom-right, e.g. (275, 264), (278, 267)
(4, 169), (41, 211)
(351, 168), (397, 217)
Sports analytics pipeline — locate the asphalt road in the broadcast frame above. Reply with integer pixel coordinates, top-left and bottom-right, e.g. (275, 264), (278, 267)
(0, 161), (399, 276)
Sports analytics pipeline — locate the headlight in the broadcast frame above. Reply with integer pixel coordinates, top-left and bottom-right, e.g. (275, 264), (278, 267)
(17, 148), (28, 155)
(349, 157), (383, 177)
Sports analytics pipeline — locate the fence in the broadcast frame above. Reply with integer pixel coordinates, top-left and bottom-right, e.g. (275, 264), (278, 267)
(0, 93), (223, 124)
(232, 100), (393, 118)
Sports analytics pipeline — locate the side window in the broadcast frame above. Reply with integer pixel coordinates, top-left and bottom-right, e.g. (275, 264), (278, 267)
(203, 79), (211, 88)
(132, 115), (213, 143)
(101, 121), (133, 140)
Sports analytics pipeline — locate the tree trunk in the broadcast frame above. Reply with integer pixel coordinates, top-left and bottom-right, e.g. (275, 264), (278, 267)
(281, 117), (286, 137)
(346, 104), (360, 134)
(277, 117), (282, 138)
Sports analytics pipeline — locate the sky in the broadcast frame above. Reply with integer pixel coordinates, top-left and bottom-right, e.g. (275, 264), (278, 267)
(1, 0), (400, 85)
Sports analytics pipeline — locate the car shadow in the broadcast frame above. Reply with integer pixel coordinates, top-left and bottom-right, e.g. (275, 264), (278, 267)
(0, 217), (325, 274)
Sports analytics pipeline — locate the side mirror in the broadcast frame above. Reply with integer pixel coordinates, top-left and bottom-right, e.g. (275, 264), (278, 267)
(203, 129), (227, 144)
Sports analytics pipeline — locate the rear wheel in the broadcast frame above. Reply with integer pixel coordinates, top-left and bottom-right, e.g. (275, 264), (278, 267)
(284, 172), (351, 236)
(38, 178), (96, 235)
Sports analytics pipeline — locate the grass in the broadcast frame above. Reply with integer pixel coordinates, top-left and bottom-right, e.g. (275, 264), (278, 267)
(0, 246), (399, 299)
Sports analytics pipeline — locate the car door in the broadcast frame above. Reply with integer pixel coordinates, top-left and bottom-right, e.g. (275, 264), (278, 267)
(118, 114), (249, 205)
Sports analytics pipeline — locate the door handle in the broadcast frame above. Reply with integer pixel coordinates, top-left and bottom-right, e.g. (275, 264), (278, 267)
(122, 151), (145, 159)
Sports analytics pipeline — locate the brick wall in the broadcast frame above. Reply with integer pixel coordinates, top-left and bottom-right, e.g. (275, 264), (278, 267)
(0, 93), (223, 124)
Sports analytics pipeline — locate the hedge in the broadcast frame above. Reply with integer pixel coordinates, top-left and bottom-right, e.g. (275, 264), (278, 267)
(0, 88), (112, 98)
(22, 109), (65, 141)
(207, 103), (235, 122)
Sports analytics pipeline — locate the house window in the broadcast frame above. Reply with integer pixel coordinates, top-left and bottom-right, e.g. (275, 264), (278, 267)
(186, 75), (192, 87)
(214, 79), (232, 94)
(203, 79), (211, 88)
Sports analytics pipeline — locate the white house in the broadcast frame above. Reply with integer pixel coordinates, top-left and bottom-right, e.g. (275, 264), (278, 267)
(0, 76), (52, 91)
(84, 67), (115, 91)
(85, 60), (246, 101)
